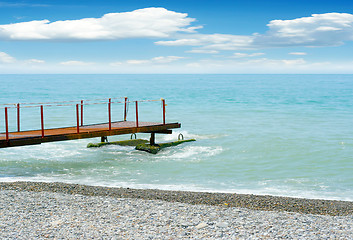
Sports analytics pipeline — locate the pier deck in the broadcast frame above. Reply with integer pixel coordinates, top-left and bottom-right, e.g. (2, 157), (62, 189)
(0, 97), (181, 149)
(0, 121), (181, 148)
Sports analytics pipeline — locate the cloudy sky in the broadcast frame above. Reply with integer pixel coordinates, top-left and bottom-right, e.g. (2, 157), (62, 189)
(0, 0), (353, 73)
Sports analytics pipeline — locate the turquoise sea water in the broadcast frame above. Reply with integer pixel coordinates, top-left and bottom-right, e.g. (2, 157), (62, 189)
(0, 74), (352, 201)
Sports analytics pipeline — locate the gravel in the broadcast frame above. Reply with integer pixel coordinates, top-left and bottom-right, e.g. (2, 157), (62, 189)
(0, 181), (353, 239)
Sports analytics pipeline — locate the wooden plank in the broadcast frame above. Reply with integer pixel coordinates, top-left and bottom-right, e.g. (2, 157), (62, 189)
(0, 122), (181, 149)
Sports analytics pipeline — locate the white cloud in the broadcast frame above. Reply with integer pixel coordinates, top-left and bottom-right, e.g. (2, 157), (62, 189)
(25, 59), (45, 64)
(156, 33), (254, 50)
(254, 13), (353, 47)
(110, 61), (123, 66)
(232, 52), (264, 58)
(230, 57), (306, 66)
(182, 57), (311, 73)
(156, 13), (353, 51)
(60, 60), (93, 66)
(1, 56), (353, 74)
(281, 59), (306, 65)
(151, 56), (185, 63)
(126, 56), (185, 65)
(289, 52), (307, 55)
(186, 49), (219, 54)
(0, 51), (16, 63)
(126, 60), (150, 65)
(0, 52), (46, 65)
(0, 7), (198, 41)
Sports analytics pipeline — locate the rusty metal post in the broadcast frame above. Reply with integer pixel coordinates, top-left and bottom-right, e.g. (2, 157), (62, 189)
(17, 103), (20, 132)
(124, 97), (128, 121)
(5, 107), (9, 142)
(40, 105), (44, 138)
(80, 100), (83, 126)
(108, 98), (112, 131)
(135, 101), (139, 128)
(76, 104), (80, 134)
(150, 132), (155, 145)
(162, 99), (166, 125)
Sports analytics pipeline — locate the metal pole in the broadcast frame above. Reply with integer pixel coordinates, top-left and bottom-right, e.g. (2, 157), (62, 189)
(124, 97), (128, 121)
(76, 104), (80, 134)
(5, 107), (9, 142)
(135, 101), (139, 128)
(162, 99), (166, 125)
(40, 105), (44, 138)
(108, 98), (111, 131)
(150, 132), (155, 145)
(80, 100), (83, 126)
(17, 103), (20, 132)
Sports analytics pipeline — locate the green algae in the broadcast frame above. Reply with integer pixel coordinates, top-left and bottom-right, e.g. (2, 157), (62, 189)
(87, 139), (148, 148)
(135, 139), (196, 154)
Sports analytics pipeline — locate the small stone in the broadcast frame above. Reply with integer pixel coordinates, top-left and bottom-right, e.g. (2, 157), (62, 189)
(216, 222), (229, 228)
(179, 222), (190, 228)
(195, 222), (208, 229)
(50, 220), (63, 226)
(216, 231), (224, 237)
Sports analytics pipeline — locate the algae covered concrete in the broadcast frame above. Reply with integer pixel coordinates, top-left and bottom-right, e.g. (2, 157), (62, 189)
(135, 139), (196, 154)
(87, 139), (148, 148)
(87, 138), (196, 154)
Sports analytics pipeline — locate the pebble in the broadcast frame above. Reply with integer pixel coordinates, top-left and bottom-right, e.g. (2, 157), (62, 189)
(1, 181), (353, 216)
(216, 222), (229, 228)
(0, 181), (352, 239)
(195, 222), (208, 229)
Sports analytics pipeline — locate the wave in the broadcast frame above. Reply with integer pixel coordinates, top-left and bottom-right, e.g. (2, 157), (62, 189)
(2, 176), (352, 202)
(156, 145), (223, 162)
(159, 130), (228, 142)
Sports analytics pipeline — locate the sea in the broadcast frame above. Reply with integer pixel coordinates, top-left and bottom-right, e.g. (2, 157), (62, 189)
(0, 74), (352, 201)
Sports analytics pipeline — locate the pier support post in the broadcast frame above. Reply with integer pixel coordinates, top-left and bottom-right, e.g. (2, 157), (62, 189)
(5, 107), (9, 142)
(17, 103), (20, 132)
(124, 97), (128, 121)
(76, 104), (80, 134)
(150, 133), (156, 145)
(40, 105), (44, 138)
(80, 100), (83, 126)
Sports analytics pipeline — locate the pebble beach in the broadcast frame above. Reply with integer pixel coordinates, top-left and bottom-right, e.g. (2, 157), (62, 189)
(1, 182), (353, 239)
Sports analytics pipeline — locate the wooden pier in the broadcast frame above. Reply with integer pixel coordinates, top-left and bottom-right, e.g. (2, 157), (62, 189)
(0, 98), (181, 149)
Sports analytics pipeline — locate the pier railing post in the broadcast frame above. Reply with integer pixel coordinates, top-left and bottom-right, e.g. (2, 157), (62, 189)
(80, 100), (83, 126)
(76, 104), (80, 134)
(17, 103), (20, 132)
(162, 99), (166, 125)
(5, 107), (9, 142)
(108, 98), (111, 131)
(124, 97), (128, 121)
(40, 105), (44, 138)
(135, 101), (139, 128)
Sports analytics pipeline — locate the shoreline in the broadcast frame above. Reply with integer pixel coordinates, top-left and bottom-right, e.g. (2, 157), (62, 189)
(1, 181), (353, 239)
(1, 181), (352, 216)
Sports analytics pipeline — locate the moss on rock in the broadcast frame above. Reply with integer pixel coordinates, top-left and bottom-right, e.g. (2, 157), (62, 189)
(87, 139), (149, 148)
(135, 139), (196, 154)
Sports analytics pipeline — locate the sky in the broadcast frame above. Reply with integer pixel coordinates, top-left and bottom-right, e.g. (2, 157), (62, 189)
(0, 0), (353, 74)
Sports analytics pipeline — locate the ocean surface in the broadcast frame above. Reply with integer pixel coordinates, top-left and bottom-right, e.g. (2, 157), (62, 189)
(0, 74), (352, 201)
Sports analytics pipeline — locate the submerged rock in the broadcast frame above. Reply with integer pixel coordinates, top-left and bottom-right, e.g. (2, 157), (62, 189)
(135, 139), (196, 154)
(87, 139), (148, 148)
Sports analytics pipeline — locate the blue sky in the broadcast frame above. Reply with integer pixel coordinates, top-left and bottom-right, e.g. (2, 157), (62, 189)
(0, 0), (353, 73)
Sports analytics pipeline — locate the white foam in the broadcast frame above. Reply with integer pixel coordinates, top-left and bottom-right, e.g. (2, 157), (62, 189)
(2, 175), (353, 202)
(0, 140), (88, 162)
(157, 145), (223, 161)
(159, 130), (227, 142)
